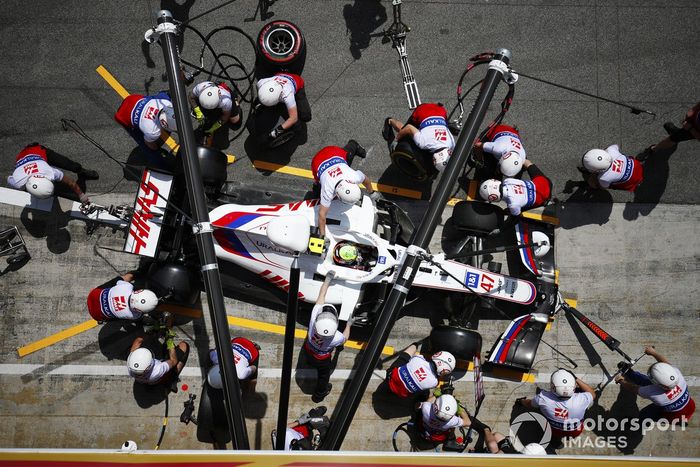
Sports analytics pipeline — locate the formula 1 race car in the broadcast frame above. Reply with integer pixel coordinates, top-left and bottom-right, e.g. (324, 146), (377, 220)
(66, 144), (557, 373)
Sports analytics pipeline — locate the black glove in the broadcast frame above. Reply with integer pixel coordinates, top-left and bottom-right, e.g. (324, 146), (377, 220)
(269, 125), (285, 140)
(514, 396), (527, 407)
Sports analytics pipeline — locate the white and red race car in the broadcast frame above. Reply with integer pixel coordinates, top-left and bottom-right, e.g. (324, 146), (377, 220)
(208, 194), (537, 323)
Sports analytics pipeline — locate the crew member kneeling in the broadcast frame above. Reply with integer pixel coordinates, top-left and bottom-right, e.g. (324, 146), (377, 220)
(385, 342), (456, 399)
(207, 336), (261, 395)
(479, 159), (552, 216)
(580, 144), (643, 192)
(417, 393), (470, 445)
(518, 369), (596, 440)
(87, 271), (159, 322)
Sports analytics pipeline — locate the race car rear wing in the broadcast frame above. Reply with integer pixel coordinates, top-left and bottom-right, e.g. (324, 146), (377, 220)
(124, 168), (174, 258)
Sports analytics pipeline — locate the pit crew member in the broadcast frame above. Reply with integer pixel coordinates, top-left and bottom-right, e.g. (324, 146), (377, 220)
(311, 141), (375, 237)
(616, 346), (695, 423)
(7, 143), (98, 201)
(385, 102), (455, 173)
(114, 92), (177, 161)
(127, 314), (189, 391)
(479, 159), (552, 216)
(303, 271), (352, 403)
(385, 342), (456, 399)
(517, 369), (595, 440)
(273, 406), (330, 451)
(417, 393), (471, 445)
(87, 271), (159, 322)
(207, 336), (261, 395)
(474, 124), (526, 177)
(189, 81), (241, 136)
(580, 144), (643, 192)
(256, 72), (311, 140)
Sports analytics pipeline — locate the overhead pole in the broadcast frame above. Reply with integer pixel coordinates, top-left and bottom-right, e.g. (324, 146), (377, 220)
(151, 9), (249, 449)
(321, 49), (513, 450)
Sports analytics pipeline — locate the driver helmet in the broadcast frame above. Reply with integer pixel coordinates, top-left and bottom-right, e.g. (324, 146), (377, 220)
(550, 369), (576, 398)
(334, 242), (360, 266)
(199, 86), (221, 110)
(432, 148), (451, 172)
(335, 180), (362, 205)
(479, 179), (502, 202)
(158, 104), (177, 132)
(314, 305), (339, 337)
(129, 289), (159, 314)
(25, 175), (55, 199)
(581, 148), (612, 173)
(127, 348), (154, 375)
(258, 80), (283, 107)
(431, 351), (456, 376)
(433, 394), (458, 422)
(648, 362), (680, 390)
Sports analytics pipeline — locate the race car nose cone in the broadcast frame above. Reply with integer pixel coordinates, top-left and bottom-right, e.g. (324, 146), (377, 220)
(267, 215), (311, 253)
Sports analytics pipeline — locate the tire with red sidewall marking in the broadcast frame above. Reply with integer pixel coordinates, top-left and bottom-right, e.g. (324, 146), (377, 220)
(257, 20), (305, 67)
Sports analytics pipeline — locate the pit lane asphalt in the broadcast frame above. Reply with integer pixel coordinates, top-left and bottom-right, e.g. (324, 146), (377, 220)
(0, 0), (698, 457)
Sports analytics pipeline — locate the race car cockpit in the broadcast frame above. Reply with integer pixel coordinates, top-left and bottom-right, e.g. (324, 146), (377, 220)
(332, 240), (378, 272)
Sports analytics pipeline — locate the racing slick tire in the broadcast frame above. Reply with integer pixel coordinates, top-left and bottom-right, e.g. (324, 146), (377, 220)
(256, 20), (306, 73)
(197, 146), (228, 190)
(390, 139), (435, 182)
(428, 325), (482, 361)
(451, 201), (503, 236)
(251, 103), (297, 148)
(146, 262), (200, 306)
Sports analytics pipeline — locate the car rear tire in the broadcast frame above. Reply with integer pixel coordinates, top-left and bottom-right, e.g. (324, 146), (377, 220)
(429, 325), (482, 361)
(257, 20), (305, 67)
(451, 201), (503, 236)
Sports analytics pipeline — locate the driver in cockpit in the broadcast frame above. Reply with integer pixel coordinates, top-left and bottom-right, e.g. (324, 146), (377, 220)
(332, 241), (375, 271)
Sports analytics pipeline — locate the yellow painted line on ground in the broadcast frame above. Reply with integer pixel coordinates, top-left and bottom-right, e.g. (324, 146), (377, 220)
(17, 320), (99, 358)
(565, 298), (577, 308)
(252, 160), (422, 200)
(157, 303), (203, 319)
(521, 210), (560, 226)
(227, 315), (394, 356)
(96, 65), (129, 99)
(467, 179), (478, 201)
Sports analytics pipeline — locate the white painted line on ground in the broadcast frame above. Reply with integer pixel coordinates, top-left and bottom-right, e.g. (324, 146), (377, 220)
(2, 364), (698, 386)
(0, 187), (54, 211)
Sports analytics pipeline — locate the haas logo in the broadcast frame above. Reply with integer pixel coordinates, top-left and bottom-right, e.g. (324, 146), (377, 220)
(434, 129), (448, 142)
(611, 159), (623, 173)
(667, 385), (682, 400)
(112, 295), (127, 312)
(144, 106), (159, 121)
(554, 407), (569, 419)
(414, 366), (427, 382)
(513, 184), (525, 195)
(23, 162), (39, 175)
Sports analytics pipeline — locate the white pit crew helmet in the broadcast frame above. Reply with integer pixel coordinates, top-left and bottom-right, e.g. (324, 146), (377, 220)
(531, 231), (551, 258)
(258, 81), (283, 107)
(522, 443), (547, 455)
(433, 394), (458, 422)
(314, 305), (339, 337)
(25, 175), (55, 199)
(479, 179), (502, 202)
(499, 151), (522, 177)
(648, 362), (680, 390)
(432, 148), (451, 172)
(207, 364), (224, 389)
(432, 351), (456, 376)
(335, 180), (362, 205)
(129, 289), (159, 313)
(582, 149), (612, 173)
(199, 86), (221, 110)
(127, 348), (154, 375)
(550, 369), (576, 398)
(158, 105), (177, 132)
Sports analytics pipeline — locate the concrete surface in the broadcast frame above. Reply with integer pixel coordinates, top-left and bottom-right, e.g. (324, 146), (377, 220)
(0, 0), (698, 458)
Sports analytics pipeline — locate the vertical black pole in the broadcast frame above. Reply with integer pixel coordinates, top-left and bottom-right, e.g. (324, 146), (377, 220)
(321, 49), (512, 450)
(155, 10), (249, 449)
(275, 254), (301, 450)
